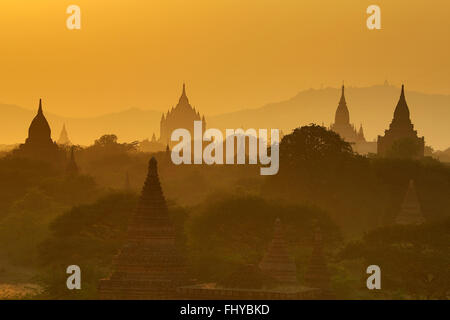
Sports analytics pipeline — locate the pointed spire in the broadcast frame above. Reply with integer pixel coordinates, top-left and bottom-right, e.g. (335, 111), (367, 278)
(98, 155), (187, 299)
(177, 83), (189, 106)
(358, 123), (365, 141)
(38, 98), (43, 114)
(340, 84), (346, 103)
(57, 123), (71, 145)
(334, 84), (350, 125)
(259, 218), (297, 284)
(27, 98), (52, 143)
(393, 84), (411, 123)
(135, 157), (168, 218)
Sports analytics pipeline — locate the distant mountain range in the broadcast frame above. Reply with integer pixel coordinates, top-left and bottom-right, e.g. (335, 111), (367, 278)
(1, 85), (449, 150)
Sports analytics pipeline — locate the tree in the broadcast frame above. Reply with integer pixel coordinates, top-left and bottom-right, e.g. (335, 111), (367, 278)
(338, 220), (450, 299)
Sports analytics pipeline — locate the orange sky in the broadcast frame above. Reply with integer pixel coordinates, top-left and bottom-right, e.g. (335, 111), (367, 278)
(0, 0), (448, 117)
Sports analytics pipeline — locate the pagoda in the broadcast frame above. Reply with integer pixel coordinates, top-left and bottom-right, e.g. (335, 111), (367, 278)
(259, 218), (297, 284)
(396, 179), (425, 225)
(304, 227), (330, 292)
(13, 99), (64, 164)
(57, 124), (72, 145)
(159, 84), (206, 147)
(377, 85), (425, 157)
(330, 85), (360, 143)
(99, 157), (187, 299)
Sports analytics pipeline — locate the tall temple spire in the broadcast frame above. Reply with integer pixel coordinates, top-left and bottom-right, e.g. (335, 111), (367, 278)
(38, 98), (43, 114)
(259, 218), (297, 284)
(178, 82), (189, 104)
(27, 98), (52, 144)
(396, 179), (424, 225)
(393, 84), (411, 124)
(377, 85), (424, 157)
(357, 124), (366, 142)
(99, 157), (187, 299)
(57, 123), (71, 145)
(334, 85), (350, 125)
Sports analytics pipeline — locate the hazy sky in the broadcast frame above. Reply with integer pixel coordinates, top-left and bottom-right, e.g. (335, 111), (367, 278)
(0, 0), (448, 117)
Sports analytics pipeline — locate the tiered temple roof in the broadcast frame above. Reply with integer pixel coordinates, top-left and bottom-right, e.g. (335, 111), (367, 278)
(99, 157), (187, 299)
(159, 84), (206, 147)
(57, 124), (72, 145)
(377, 85), (425, 157)
(259, 218), (297, 284)
(330, 85), (362, 143)
(396, 179), (425, 225)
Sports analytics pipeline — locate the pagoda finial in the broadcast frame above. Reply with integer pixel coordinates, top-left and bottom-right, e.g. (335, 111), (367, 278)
(38, 99), (43, 114)
(393, 84), (410, 123)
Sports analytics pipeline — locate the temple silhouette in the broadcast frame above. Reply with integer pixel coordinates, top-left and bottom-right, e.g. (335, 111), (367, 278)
(12, 99), (65, 165)
(57, 123), (72, 145)
(178, 217), (324, 299)
(159, 83), (206, 147)
(377, 85), (425, 158)
(329, 85), (376, 154)
(98, 157), (188, 299)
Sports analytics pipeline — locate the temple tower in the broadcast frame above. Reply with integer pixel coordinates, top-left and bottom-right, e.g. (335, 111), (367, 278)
(396, 179), (425, 225)
(159, 84), (206, 147)
(377, 85), (425, 157)
(27, 99), (52, 145)
(13, 99), (64, 164)
(259, 218), (297, 284)
(357, 124), (366, 142)
(57, 124), (72, 145)
(330, 85), (359, 143)
(99, 157), (187, 299)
